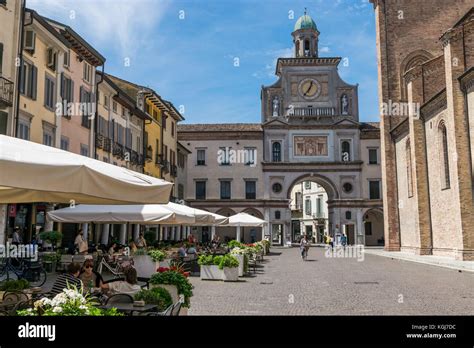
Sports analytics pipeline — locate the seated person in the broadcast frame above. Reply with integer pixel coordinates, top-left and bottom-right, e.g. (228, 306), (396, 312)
(51, 262), (83, 295)
(187, 244), (197, 256)
(178, 243), (187, 258)
(100, 266), (141, 296)
(79, 259), (103, 294)
(129, 240), (138, 254)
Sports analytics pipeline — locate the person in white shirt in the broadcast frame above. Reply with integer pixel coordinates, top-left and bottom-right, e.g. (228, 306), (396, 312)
(101, 266), (141, 296)
(74, 229), (88, 254)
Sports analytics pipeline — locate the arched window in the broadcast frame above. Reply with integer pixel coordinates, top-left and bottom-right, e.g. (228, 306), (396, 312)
(295, 41), (300, 57)
(406, 139), (413, 197)
(304, 40), (310, 56)
(341, 141), (351, 161)
(272, 142), (281, 162)
(439, 122), (450, 189)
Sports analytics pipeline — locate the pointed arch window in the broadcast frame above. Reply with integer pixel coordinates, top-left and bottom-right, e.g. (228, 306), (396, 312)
(439, 122), (450, 189)
(272, 142), (281, 162)
(406, 139), (413, 197)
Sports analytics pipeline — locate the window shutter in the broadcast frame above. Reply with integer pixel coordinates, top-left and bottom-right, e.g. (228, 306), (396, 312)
(31, 65), (38, 100)
(70, 80), (74, 103)
(0, 43), (3, 75)
(19, 63), (25, 95)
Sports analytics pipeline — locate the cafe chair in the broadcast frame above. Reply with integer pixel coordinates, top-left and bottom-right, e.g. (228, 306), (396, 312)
(105, 293), (134, 305)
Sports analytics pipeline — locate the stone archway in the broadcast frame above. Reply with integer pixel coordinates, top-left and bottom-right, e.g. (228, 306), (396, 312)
(363, 208), (384, 246)
(286, 173), (339, 244)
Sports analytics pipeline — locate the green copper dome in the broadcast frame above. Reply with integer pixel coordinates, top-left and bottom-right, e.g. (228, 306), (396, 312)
(294, 14), (317, 31)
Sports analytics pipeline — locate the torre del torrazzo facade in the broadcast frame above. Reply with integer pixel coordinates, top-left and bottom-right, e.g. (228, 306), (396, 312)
(178, 13), (384, 246)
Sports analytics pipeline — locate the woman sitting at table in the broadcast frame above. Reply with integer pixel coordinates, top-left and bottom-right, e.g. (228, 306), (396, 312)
(79, 259), (104, 294)
(100, 266), (141, 296)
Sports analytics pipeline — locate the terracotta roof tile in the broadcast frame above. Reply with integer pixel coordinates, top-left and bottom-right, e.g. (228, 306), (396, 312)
(178, 123), (262, 132)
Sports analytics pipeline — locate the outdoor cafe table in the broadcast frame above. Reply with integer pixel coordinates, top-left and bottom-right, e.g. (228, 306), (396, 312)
(98, 303), (158, 315)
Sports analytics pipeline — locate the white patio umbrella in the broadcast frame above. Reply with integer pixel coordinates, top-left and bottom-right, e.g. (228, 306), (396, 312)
(165, 202), (228, 225)
(225, 212), (267, 242)
(47, 204), (195, 225)
(0, 135), (173, 204)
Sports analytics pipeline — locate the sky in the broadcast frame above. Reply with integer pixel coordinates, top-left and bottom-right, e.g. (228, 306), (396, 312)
(27, 0), (379, 124)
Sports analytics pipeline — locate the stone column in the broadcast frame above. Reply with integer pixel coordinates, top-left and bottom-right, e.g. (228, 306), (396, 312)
(45, 204), (54, 232)
(133, 224), (139, 242)
(211, 225), (216, 239)
(101, 224), (110, 245)
(406, 67), (433, 255)
(236, 226), (241, 242)
(119, 224), (126, 245)
(82, 223), (89, 241)
(443, 32), (474, 260)
(0, 204), (7, 244)
(356, 209), (365, 246)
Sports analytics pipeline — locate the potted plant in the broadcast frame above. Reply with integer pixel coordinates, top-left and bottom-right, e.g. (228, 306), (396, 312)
(41, 253), (59, 273)
(219, 254), (239, 282)
(134, 287), (173, 312)
(230, 247), (248, 276)
(149, 267), (193, 309)
(0, 279), (30, 299)
(133, 248), (166, 278)
(198, 254), (222, 280)
(39, 231), (62, 250)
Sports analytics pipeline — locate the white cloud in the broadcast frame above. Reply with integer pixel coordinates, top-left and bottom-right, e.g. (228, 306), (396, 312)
(27, 0), (169, 59)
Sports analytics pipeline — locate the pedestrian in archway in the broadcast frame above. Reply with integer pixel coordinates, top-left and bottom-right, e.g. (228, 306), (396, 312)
(300, 234), (309, 260)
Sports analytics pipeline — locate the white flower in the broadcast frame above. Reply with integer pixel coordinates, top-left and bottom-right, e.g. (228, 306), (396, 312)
(79, 305), (87, 310)
(52, 306), (63, 313)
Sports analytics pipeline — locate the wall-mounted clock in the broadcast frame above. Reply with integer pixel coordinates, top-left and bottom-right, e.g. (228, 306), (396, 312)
(298, 78), (321, 100)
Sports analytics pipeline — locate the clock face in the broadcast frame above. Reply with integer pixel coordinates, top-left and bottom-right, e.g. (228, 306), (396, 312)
(298, 78), (321, 100)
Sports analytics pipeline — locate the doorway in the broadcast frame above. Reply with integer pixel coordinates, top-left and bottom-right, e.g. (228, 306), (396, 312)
(272, 224), (283, 246)
(346, 224), (355, 245)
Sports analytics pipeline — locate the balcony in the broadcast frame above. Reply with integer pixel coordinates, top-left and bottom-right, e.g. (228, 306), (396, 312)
(170, 164), (178, 177)
(312, 212), (325, 219)
(103, 138), (111, 153)
(0, 76), (14, 107)
(289, 107), (335, 117)
(95, 134), (104, 149)
(161, 160), (169, 173)
(138, 154), (144, 166)
(146, 146), (153, 162)
(131, 150), (139, 165)
(291, 204), (303, 211)
(113, 142), (124, 158)
(155, 154), (163, 165)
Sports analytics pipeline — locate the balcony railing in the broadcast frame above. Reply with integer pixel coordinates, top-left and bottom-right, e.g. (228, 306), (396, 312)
(290, 107), (335, 117)
(0, 76), (14, 107)
(113, 142), (124, 158)
(291, 204), (303, 211)
(312, 212), (325, 219)
(95, 134), (104, 149)
(131, 150), (139, 165)
(103, 138), (111, 153)
(146, 146), (153, 162)
(155, 154), (163, 165)
(170, 164), (178, 177)
(161, 160), (169, 173)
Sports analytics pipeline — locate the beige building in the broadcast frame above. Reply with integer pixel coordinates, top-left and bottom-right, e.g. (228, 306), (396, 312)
(370, 1), (473, 260)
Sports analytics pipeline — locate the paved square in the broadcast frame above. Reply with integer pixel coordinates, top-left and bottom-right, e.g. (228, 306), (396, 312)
(188, 247), (474, 315)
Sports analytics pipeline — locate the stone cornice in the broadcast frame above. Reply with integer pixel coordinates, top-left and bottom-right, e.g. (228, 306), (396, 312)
(262, 161), (363, 172)
(327, 199), (383, 209)
(178, 132), (263, 141)
(459, 67), (474, 93)
(420, 89), (447, 122)
(276, 57), (341, 75)
(390, 117), (409, 142)
(187, 199), (289, 208)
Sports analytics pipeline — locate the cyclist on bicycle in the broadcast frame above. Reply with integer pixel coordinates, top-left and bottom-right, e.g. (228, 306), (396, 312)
(300, 234), (309, 260)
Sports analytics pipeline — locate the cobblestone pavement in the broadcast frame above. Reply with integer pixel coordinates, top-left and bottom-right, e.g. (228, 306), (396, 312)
(188, 247), (474, 315)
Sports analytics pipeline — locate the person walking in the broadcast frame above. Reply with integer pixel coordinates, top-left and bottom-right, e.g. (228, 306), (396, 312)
(300, 234), (309, 260)
(341, 234), (347, 248)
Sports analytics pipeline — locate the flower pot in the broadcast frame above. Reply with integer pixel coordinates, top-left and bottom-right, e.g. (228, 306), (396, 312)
(133, 255), (160, 278)
(200, 265), (222, 280)
(233, 254), (245, 277)
(222, 267), (239, 282)
(150, 283), (179, 304)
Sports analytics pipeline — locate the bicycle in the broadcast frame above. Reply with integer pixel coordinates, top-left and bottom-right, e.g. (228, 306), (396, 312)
(96, 254), (133, 277)
(0, 258), (47, 287)
(300, 246), (309, 260)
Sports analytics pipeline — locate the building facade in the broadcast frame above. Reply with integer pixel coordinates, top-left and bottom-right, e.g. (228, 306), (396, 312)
(370, 1), (473, 260)
(179, 13), (383, 246)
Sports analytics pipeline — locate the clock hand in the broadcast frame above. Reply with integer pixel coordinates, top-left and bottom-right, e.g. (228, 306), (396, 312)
(304, 82), (313, 96)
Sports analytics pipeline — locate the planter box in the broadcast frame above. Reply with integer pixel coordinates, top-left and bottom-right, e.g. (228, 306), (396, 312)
(222, 267), (239, 282)
(233, 254), (245, 277)
(133, 255), (160, 278)
(200, 265), (222, 280)
(149, 283), (179, 304)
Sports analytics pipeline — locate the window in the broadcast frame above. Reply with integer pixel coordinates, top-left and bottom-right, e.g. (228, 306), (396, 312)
(275, 211), (281, 219)
(178, 184), (184, 200)
(245, 181), (256, 199)
(24, 30), (36, 52)
(46, 48), (57, 71)
(63, 50), (70, 68)
(316, 196), (322, 215)
(219, 147), (231, 165)
(104, 95), (109, 109)
(342, 182), (353, 193)
(44, 75), (56, 109)
(42, 126), (55, 147)
(369, 180), (381, 200)
(341, 140), (351, 162)
(112, 101), (117, 113)
(369, 148), (378, 164)
(439, 122), (450, 189)
(20, 61), (37, 100)
(162, 114), (166, 129)
(305, 198), (312, 215)
(60, 73), (74, 116)
(294, 191), (302, 209)
(195, 181), (206, 200)
(244, 147), (256, 166)
(365, 222), (372, 236)
(272, 183), (282, 193)
(18, 120), (30, 140)
(304, 181), (311, 190)
(83, 62), (92, 83)
(345, 211), (352, 220)
(80, 87), (92, 128)
(171, 121), (175, 137)
(80, 144), (89, 157)
(406, 140), (413, 197)
(0, 43), (3, 75)
(220, 180), (231, 200)
(272, 142), (281, 162)
(60, 136), (69, 151)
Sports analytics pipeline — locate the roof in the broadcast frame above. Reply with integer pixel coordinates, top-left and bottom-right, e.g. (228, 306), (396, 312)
(43, 17), (105, 66)
(360, 122), (380, 131)
(26, 9), (71, 48)
(177, 123), (263, 133)
(294, 14), (318, 31)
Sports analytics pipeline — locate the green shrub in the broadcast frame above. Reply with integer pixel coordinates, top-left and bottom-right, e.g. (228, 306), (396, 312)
(227, 240), (243, 249)
(39, 231), (62, 245)
(198, 254), (239, 270)
(148, 249), (166, 262)
(218, 254), (239, 270)
(197, 254), (214, 266)
(42, 253), (60, 263)
(0, 279), (29, 291)
(150, 270), (193, 308)
(134, 287), (173, 312)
